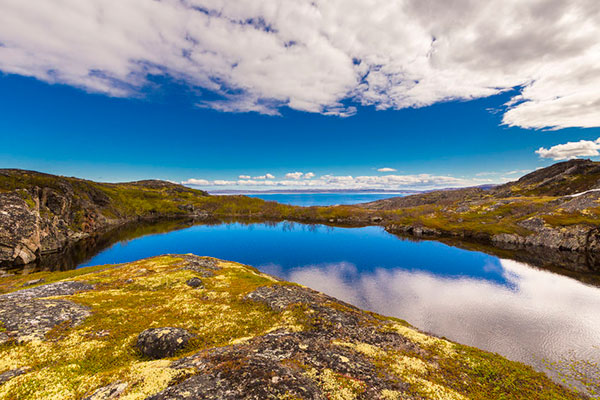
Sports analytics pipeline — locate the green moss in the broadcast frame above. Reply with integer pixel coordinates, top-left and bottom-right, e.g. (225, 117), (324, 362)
(0, 256), (295, 399)
(0, 256), (588, 400)
(543, 211), (600, 227)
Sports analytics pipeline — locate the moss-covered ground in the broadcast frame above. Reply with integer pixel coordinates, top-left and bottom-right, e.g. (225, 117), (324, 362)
(0, 255), (589, 400)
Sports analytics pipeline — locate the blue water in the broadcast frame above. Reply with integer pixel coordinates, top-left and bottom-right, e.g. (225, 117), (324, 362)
(245, 193), (403, 206)
(82, 222), (505, 284)
(78, 221), (600, 390)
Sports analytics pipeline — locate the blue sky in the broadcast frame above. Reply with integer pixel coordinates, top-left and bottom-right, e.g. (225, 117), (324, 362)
(1, 73), (599, 190)
(1, 1), (599, 191)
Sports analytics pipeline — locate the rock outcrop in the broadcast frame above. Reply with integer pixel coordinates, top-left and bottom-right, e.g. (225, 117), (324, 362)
(0, 255), (588, 399)
(0, 281), (93, 344)
(136, 327), (194, 359)
(0, 169), (209, 268)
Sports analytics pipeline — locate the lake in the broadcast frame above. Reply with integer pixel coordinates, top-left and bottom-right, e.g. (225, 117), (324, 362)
(76, 220), (600, 392)
(244, 192), (406, 206)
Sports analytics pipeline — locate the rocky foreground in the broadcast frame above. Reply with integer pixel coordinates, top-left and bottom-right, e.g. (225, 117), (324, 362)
(0, 255), (585, 399)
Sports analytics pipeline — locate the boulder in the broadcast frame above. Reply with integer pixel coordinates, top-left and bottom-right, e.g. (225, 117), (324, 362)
(136, 327), (193, 359)
(186, 277), (203, 288)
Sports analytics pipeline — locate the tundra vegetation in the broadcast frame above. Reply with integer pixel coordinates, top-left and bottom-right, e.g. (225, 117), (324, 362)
(2, 160), (600, 253)
(0, 255), (590, 399)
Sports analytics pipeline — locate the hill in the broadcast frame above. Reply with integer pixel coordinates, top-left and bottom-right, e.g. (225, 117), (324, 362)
(0, 169), (212, 266)
(2, 163), (600, 273)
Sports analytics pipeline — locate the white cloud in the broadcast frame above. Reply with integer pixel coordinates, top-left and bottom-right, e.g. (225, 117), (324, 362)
(0, 0), (598, 129)
(536, 138), (600, 160)
(238, 175), (251, 179)
(284, 171), (315, 180)
(182, 172), (489, 190)
(252, 173), (275, 180)
(377, 167), (397, 172)
(284, 172), (304, 180)
(181, 178), (210, 185)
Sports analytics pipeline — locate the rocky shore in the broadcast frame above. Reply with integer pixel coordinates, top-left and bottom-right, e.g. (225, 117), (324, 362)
(0, 169), (211, 267)
(3, 161), (600, 275)
(0, 255), (586, 399)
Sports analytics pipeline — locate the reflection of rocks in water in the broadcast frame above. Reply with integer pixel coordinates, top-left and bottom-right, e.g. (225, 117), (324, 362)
(4, 216), (600, 289)
(6, 218), (200, 273)
(391, 233), (600, 287)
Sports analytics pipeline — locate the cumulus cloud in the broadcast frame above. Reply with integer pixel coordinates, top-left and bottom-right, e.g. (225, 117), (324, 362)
(238, 175), (251, 179)
(0, 0), (598, 129)
(536, 138), (600, 160)
(377, 167), (397, 172)
(252, 173), (275, 180)
(284, 172), (304, 180)
(182, 172), (487, 190)
(284, 171), (315, 180)
(181, 178), (210, 185)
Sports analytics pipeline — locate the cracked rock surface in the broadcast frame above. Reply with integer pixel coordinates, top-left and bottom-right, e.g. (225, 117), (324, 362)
(0, 280), (92, 343)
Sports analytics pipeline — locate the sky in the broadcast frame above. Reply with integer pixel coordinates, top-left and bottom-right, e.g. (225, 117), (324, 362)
(1, 0), (599, 191)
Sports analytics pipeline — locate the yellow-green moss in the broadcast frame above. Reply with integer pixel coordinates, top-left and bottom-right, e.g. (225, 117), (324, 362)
(0, 256), (299, 400)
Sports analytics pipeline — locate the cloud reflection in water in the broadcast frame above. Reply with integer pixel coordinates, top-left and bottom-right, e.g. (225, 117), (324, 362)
(265, 259), (600, 384)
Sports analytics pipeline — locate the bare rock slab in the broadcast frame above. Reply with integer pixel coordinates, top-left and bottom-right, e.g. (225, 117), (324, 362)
(0, 280), (93, 343)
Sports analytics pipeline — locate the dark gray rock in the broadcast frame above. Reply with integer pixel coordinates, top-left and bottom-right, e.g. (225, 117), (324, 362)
(136, 327), (193, 359)
(147, 278), (424, 400)
(0, 367), (28, 385)
(146, 286), (417, 400)
(185, 277), (203, 288)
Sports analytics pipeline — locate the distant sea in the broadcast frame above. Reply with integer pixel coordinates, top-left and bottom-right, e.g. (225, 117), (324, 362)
(244, 193), (405, 206)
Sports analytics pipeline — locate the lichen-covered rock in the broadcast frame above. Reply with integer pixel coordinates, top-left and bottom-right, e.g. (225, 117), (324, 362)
(0, 280), (93, 300)
(185, 277), (203, 288)
(136, 327), (193, 359)
(0, 298), (90, 343)
(0, 255), (586, 400)
(0, 299), (90, 342)
(0, 280), (93, 343)
(179, 255), (219, 277)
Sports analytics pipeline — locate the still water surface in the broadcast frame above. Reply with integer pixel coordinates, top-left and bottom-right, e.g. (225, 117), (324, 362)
(246, 193), (404, 206)
(79, 221), (600, 389)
